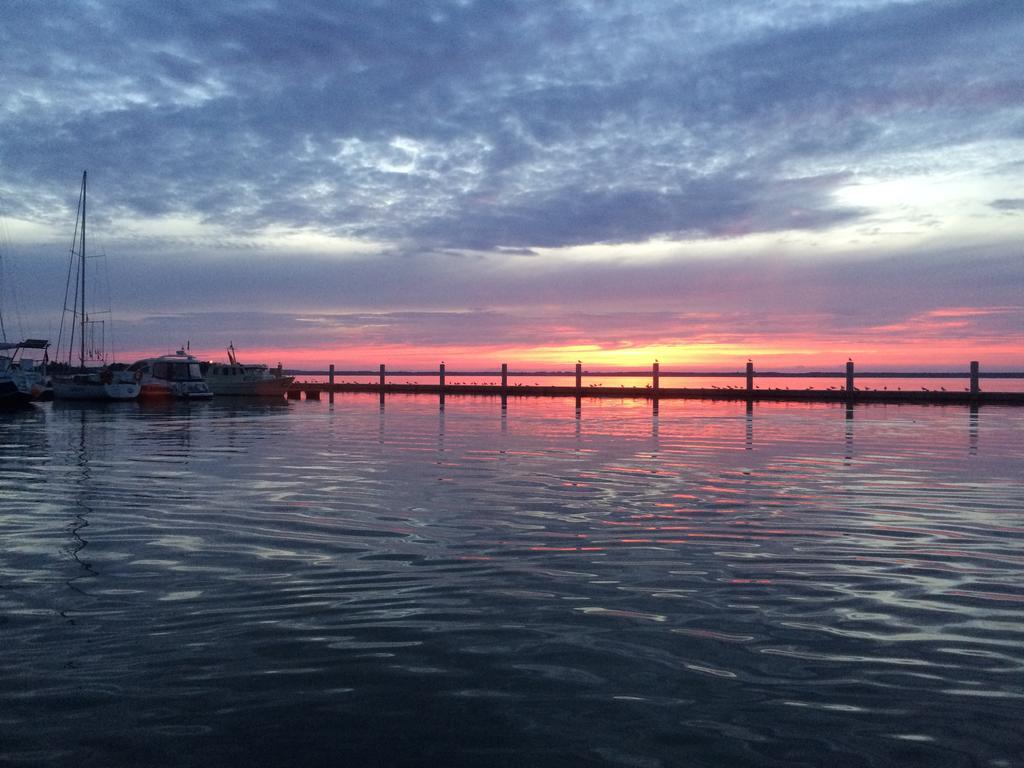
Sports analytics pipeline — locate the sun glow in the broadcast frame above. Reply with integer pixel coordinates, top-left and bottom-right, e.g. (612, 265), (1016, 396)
(507, 342), (809, 369)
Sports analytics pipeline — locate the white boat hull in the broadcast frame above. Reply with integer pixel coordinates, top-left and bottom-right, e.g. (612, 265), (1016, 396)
(53, 374), (140, 401)
(138, 381), (214, 400)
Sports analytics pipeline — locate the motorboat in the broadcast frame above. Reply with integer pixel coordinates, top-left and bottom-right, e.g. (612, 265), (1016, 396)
(51, 171), (141, 401)
(129, 349), (214, 399)
(0, 339), (50, 406)
(199, 343), (293, 397)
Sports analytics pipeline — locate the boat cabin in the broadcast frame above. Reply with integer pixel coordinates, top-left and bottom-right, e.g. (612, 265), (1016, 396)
(200, 363), (258, 378)
(129, 356), (204, 382)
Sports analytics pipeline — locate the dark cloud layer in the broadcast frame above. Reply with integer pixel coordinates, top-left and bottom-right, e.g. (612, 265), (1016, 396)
(2, 0), (1021, 248)
(991, 199), (1024, 212)
(7, 236), (1018, 356)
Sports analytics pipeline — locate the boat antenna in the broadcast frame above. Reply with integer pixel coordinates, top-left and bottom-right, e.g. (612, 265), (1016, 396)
(79, 170), (87, 369)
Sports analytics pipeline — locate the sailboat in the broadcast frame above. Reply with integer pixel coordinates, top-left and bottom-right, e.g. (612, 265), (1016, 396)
(0, 214), (49, 405)
(51, 171), (140, 401)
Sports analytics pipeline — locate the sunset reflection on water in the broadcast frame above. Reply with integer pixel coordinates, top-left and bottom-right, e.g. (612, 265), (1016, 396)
(1, 396), (1021, 767)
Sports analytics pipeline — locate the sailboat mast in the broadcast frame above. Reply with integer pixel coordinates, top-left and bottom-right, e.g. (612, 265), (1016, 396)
(79, 170), (86, 369)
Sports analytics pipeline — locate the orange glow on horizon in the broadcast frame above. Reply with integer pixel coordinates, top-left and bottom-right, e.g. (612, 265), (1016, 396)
(118, 333), (1023, 372)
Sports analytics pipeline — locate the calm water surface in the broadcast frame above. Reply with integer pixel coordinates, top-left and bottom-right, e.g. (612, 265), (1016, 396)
(2, 396), (1022, 767)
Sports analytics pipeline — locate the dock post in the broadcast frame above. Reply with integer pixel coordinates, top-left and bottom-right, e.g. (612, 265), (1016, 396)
(379, 363), (386, 389)
(575, 361), (582, 394)
(439, 362), (445, 408)
(328, 364), (335, 404)
(846, 360), (855, 394)
(970, 361), (980, 394)
(652, 361), (660, 394)
(746, 360), (754, 393)
(501, 363), (508, 394)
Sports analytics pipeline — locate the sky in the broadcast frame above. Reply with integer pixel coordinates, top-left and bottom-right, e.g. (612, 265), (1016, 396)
(0, 0), (1021, 371)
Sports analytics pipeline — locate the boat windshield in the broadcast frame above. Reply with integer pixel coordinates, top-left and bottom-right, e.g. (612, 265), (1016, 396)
(152, 361), (204, 381)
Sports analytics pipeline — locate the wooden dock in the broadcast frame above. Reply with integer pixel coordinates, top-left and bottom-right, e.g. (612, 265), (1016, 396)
(286, 360), (1024, 405)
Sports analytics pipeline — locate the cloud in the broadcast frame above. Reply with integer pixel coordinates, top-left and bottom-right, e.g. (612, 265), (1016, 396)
(2, 0), (1021, 250)
(990, 198), (1024, 212)
(15, 231), (1019, 367)
(410, 173), (867, 249)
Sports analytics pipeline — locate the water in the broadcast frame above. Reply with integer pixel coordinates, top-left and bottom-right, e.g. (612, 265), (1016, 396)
(2, 396), (1022, 767)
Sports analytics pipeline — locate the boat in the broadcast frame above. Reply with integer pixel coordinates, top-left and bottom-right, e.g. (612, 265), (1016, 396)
(199, 343), (293, 396)
(51, 171), (141, 401)
(0, 338), (50, 407)
(1, 214), (50, 404)
(128, 349), (214, 399)
(52, 363), (140, 401)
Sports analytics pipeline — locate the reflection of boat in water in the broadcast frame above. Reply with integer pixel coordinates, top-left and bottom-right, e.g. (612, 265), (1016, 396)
(199, 343), (293, 397)
(129, 349), (214, 400)
(0, 339), (50, 406)
(52, 171), (140, 401)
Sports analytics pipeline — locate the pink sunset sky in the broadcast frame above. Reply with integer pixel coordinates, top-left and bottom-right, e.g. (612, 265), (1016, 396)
(1, 1), (1021, 372)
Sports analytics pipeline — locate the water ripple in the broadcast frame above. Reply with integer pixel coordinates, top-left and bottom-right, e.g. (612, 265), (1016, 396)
(1, 397), (1021, 766)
